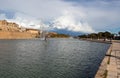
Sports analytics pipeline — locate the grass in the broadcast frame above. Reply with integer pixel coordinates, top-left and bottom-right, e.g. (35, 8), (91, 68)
(103, 70), (108, 78)
(107, 49), (112, 64)
(107, 56), (110, 64)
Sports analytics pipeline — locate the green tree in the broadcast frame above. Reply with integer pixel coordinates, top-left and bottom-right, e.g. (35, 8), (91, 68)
(90, 33), (98, 39)
(78, 34), (87, 38)
(118, 31), (120, 36)
(104, 31), (111, 38)
(98, 32), (104, 39)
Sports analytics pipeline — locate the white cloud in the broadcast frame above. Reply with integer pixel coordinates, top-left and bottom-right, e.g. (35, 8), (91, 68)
(0, 0), (73, 20)
(0, 10), (51, 31)
(0, 0), (120, 33)
(2, 11), (94, 33)
(52, 11), (95, 33)
(0, 0), (93, 33)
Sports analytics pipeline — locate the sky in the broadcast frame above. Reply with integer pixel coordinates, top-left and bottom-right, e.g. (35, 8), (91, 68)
(0, 0), (120, 35)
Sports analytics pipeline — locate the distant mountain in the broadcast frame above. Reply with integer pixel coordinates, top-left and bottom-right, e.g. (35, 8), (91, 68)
(49, 18), (87, 36)
(51, 28), (83, 36)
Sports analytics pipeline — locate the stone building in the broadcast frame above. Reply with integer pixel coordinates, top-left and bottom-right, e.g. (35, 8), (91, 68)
(0, 20), (41, 38)
(26, 28), (40, 37)
(0, 20), (20, 32)
(0, 20), (8, 25)
(26, 28), (40, 34)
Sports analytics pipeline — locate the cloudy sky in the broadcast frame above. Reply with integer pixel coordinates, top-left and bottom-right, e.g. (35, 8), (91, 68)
(0, 0), (120, 35)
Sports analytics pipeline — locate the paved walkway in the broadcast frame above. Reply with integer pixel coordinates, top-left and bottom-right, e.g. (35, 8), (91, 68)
(107, 42), (120, 78)
(95, 41), (120, 78)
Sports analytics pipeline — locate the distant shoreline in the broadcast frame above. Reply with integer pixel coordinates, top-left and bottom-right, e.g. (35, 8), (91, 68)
(79, 38), (112, 44)
(0, 37), (70, 39)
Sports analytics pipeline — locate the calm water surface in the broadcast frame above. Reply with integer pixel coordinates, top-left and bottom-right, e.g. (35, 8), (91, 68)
(0, 38), (110, 78)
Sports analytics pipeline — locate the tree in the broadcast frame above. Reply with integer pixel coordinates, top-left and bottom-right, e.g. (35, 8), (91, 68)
(98, 32), (104, 39)
(90, 33), (98, 39)
(78, 34), (87, 38)
(105, 31), (111, 38)
(118, 31), (120, 36)
(77, 31), (113, 40)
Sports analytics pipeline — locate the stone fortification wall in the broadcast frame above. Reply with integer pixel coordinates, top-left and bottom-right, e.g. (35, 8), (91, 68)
(0, 20), (40, 39)
(0, 31), (37, 39)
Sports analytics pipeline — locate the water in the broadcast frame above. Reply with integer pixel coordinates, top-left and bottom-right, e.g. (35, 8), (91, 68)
(0, 38), (110, 78)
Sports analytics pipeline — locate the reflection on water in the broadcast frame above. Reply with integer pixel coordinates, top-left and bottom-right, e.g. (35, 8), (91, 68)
(0, 38), (110, 78)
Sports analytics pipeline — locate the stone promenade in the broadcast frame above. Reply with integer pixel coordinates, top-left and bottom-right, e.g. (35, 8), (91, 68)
(107, 42), (120, 78)
(95, 41), (120, 78)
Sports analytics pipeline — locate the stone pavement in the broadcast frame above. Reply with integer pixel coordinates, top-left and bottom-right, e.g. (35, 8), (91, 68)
(107, 42), (120, 78)
(95, 41), (120, 78)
